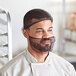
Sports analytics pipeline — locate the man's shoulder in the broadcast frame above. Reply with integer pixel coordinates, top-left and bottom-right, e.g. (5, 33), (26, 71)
(49, 52), (71, 64)
(0, 50), (27, 73)
(49, 52), (76, 76)
(49, 52), (74, 70)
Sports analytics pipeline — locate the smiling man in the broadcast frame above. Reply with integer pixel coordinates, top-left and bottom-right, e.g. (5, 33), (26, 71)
(0, 9), (76, 76)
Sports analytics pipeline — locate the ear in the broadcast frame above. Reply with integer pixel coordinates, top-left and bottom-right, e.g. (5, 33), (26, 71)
(22, 29), (28, 38)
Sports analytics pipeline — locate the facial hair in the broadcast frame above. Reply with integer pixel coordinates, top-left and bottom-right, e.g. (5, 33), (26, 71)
(29, 36), (55, 53)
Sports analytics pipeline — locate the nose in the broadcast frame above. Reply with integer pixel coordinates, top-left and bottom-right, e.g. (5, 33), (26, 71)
(42, 31), (51, 38)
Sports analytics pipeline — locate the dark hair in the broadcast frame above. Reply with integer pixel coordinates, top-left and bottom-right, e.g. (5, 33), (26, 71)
(23, 9), (53, 29)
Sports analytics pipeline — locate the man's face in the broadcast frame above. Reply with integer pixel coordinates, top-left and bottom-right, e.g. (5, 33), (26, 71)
(25, 20), (55, 53)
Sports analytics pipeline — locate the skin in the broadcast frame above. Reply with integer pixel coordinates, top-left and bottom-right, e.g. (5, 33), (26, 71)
(23, 20), (54, 63)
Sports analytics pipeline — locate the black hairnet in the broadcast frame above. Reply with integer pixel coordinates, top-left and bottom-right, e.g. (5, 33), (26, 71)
(23, 9), (53, 29)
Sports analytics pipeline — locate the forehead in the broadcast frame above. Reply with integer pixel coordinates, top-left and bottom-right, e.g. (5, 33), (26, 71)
(29, 20), (52, 30)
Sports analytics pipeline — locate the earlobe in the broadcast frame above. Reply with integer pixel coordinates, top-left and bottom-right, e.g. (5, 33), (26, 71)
(22, 29), (28, 38)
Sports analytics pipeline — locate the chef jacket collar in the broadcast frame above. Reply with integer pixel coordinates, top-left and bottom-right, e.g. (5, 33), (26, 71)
(25, 48), (52, 64)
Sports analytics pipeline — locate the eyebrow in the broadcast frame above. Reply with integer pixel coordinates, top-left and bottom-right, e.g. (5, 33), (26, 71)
(36, 27), (53, 30)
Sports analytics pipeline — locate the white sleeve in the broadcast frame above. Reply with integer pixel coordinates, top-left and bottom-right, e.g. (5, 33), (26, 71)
(70, 65), (76, 76)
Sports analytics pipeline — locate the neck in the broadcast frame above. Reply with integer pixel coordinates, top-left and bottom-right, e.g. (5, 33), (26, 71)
(28, 46), (49, 63)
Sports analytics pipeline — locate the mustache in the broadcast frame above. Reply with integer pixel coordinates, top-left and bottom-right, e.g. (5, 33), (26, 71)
(29, 36), (55, 43)
(40, 36), (55, 43)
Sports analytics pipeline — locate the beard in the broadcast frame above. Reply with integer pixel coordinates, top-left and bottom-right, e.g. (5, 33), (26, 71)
(29, 36), (55, 53)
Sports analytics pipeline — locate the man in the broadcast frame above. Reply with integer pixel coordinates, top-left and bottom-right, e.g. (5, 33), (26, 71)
(0, 9), (76, 76)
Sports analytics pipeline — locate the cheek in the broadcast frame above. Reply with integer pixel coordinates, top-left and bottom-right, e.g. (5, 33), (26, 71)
(31, 38), (41, 44)
(29, 29), (42, 38)
(34, 39), (41, 43)
(49, 31), (54, 37)
(30, 32), (43, 38)
(51, 32), (54, 36)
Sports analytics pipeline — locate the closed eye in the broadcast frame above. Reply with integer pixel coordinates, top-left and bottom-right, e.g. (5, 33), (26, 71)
(48, 27), (53, 31)
(36, 28), (43, 32)
(48, 29), (52, 31)
(36, 30), (43, 33)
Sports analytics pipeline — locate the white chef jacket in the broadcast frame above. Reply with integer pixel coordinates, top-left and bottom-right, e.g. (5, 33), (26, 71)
(0, 49), (76, 76)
